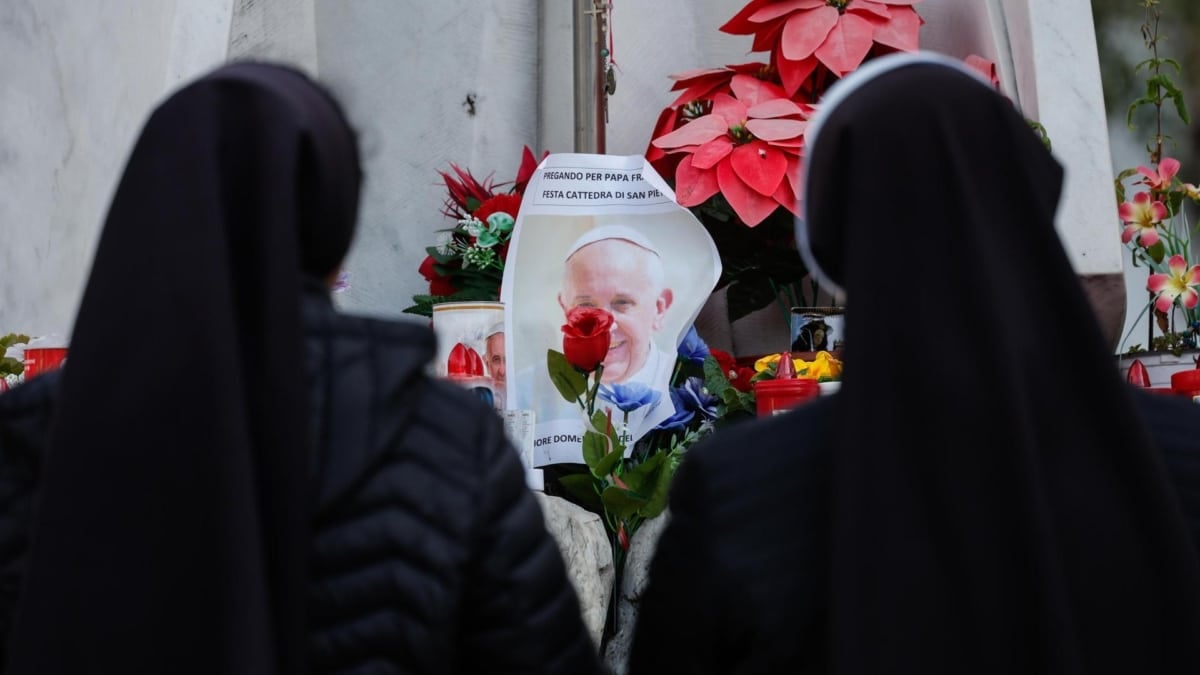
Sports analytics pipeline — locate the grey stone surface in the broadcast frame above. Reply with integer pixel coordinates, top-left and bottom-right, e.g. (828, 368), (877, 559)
(603, 512), (670, 675)
(535, 493), (614, 649)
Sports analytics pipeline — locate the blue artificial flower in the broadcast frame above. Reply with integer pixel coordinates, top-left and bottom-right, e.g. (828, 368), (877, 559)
(654, 389), (696, 432)
(678, 376), (719, 420)
(677, 325), (709, 365)
(599, 381), (662, 413)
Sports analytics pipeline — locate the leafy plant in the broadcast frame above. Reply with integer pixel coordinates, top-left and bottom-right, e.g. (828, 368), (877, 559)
(0, 334), (30, 377)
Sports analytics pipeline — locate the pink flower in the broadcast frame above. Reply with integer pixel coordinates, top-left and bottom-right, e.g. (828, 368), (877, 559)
(1136, 157), (1180, 193)
(1148, 254), (1200, 313)
(720, 0), (924, 95)
(1183, 183), (1200, 200)
(1119, 192), (1167, 247)
(651, 75), (809, 227)
(964, 54), (1000, 91)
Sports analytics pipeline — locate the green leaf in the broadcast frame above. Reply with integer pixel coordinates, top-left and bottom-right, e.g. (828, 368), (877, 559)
(600, 486), (649, 520)
(1147, 240), (1167, 264)
(547, 349), (587, 403)
(621, 452), (666, 495)
(0, 334), (30, 350)
(623, 453), (675, 519)
(582, 430), (610, 475)
(1114, 168), (1140, 205)
(1172, 91), (1191, 125)
(558, 474), (603, 512)
(594, 445), (625, 480)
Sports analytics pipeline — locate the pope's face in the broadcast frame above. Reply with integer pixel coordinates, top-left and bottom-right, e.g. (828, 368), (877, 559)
(485, 333), (506, 386)
(559, 239), (672, 384)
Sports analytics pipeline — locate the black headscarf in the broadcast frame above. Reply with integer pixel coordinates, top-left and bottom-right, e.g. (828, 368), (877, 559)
(800, 53), (1200, 672)
(7, 62), (361, 674)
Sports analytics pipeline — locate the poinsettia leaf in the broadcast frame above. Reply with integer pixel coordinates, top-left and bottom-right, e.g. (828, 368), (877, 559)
(669, 79), (726, 108)
(711, 93), (749, 126)
(774, 176), (800, 216)
(692, 138), (735, 170)
(729, 74), (788, 107)
(719, 0), (774, 34)
(717, 161), (781, 227)
(780, 6), (839, 61)
(675, 154), (722, 207)
(814, 13), (876, 76)
(779, 56), (821, 97)
(730, 142), (787, 197)
(652, 114), (727, 149)
(748, 0), (826, 24)
(745, 118), (807, 142)
(847, 0), (891, 20)
(869, 6), (922, 52)
(747, 98), (808, 119)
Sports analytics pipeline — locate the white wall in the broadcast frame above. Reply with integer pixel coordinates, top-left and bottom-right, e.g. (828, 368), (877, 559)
(0, 0), (178, 337)
(0, 0), (1125, 343)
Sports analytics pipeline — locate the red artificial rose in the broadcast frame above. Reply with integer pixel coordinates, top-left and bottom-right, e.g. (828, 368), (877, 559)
(561, 306), (614, 372)
(473, 193), (523, 224)
(419, 254), (458, 297)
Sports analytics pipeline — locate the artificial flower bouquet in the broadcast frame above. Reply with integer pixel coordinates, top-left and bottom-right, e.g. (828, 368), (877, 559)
(1115, 1), (1200, 355)
(548, 308), (755, 555)
(404, 146), (545, 317)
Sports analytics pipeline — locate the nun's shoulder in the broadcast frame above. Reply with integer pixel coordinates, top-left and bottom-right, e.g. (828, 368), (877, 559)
(674, 395), (835, 509)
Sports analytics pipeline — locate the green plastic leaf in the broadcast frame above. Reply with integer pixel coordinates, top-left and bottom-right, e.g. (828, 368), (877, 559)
(558, 474), (603, 512)
(600, 486), (650, 520)
(547, 349), (587, 403)
(627, 454), (675, 519)
(1147, 240), (1167, 264)
(621, 452), (666, 495)
(593, 445), (625, 480)
(583, 430), (610, 476)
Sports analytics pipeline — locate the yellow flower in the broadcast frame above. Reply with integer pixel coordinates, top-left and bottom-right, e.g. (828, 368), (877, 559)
(753, 351), (843, 380)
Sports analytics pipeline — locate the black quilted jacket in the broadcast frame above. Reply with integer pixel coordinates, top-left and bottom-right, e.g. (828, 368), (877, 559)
(0, 291), (601, 675)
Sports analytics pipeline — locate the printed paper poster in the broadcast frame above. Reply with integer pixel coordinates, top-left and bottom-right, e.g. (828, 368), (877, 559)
(500, 154), (721, 466)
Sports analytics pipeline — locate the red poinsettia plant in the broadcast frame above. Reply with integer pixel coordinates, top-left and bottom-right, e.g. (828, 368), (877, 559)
(648, 0), (925, 229)
(643, 0), (929, 326)
(404, 146), (546, 317)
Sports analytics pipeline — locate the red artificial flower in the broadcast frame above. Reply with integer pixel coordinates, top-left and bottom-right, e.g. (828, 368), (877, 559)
(651, 75), (809, 226)
(722, 0), (924, 95)
(646, 106), (686, 182)
(473, 193), (523, 224)
(712, 348), (756, 392)
(438, 164), (500, 219)
(513, 145), (548, 194)
(666, 62), (773, 108)
(419, 254), (458, 297)
(647, 63), (775, 180)
(562, 307), (614, 372)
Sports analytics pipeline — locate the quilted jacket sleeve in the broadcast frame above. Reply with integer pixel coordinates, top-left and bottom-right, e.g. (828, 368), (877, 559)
(0, 373), (59, 658)
(458, 414), (602, 675)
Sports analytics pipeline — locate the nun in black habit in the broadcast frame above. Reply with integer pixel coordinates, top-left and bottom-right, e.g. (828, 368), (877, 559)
(629, 52), (1200, 674)
(0, 63), (600, 675)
